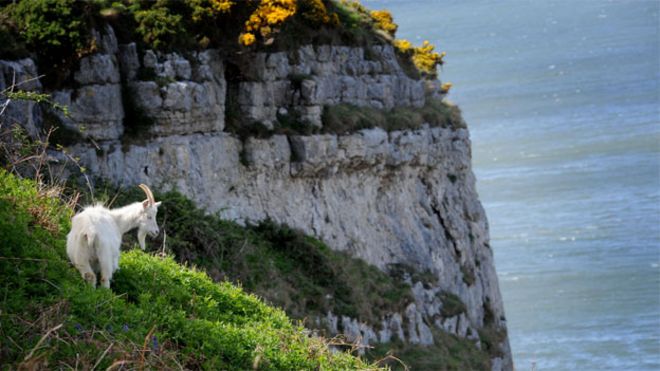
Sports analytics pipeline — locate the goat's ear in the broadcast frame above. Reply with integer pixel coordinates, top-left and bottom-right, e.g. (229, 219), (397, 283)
(154, 201), (162, 208)
(142, 199), (150, 209)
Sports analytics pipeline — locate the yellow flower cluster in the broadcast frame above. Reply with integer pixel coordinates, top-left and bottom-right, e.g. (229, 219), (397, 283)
(240, 0), (297, 46)
(370, 10), (397, 37)
(301, 0), (338, 25)
(441, 82), (453, 93)
(238, 32), (256, 46)
(393, 39), (412, 53)
(394, 39), (445, 78)
(412, 40), (445, 76)
(189, 0), (234, 22)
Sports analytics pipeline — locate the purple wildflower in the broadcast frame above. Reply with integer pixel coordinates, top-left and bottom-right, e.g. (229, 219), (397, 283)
(74, 323), (83, 332)
(152, 335), (159, 352)
(122, 323), (129, 332)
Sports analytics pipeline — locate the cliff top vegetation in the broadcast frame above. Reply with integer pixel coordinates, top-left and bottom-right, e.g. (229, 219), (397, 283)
(0, 0), (446, 84)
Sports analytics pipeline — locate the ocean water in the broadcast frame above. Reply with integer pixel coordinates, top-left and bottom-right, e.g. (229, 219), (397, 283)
(366, 0), (660, 369)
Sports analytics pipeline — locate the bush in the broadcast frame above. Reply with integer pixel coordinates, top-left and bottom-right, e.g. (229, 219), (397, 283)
(7, 0), (98, 85)
(370, 9), (397, 38)
(394, 39), (446, 79)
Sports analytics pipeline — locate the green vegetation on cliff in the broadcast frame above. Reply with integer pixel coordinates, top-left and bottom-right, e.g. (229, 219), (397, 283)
(0, 170), (381, 369)
(1, 0), (446, 83)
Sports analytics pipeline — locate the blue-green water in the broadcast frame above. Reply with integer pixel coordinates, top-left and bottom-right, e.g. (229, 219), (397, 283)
(366, 0), (660, 369)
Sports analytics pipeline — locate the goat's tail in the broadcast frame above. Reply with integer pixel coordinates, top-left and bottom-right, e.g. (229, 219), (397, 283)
(82, 230), (97, 251)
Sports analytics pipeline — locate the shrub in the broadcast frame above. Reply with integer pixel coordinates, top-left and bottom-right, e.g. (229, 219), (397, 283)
(9, 0), (89, 51)
(240, 0), (297, 46)
(394, 39), (446, 78)
(370, 9), (397, 38)
(132, 5), (184, 50)
(299, 0), (338, 25)
(6, 0), (98, 85)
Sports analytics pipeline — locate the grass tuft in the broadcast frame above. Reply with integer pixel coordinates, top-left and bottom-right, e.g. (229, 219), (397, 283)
(322, 99), (466, 135)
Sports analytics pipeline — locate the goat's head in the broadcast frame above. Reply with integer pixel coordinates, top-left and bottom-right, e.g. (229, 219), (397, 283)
(137, 184), (161, 250)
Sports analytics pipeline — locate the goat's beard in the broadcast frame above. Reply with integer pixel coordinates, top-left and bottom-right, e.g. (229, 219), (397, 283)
(138, 229), (147, 250)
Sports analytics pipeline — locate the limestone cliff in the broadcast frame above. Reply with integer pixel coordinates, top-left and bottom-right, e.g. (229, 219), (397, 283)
(0, 25), (512, 370)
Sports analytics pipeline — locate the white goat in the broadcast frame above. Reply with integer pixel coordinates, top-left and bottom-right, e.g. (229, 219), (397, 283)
(66, 184), (161, 288)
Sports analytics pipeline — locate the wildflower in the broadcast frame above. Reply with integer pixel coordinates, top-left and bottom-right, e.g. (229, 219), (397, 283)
(74, 323), (83, 333)
(371, 10), (397, 37)
(239, 32), (256, 46)
(394, 39), (413, 53)
(152, 335), (159, 352)
(122, 323), (129, 332)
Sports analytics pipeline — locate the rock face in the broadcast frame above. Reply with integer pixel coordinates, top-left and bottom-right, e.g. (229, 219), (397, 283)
(0, 58), (43, 137)
(0, 26), (512, 370)
(54, 25), (124, 140)
(126, 49), (226, 136)
(233, 45), (424, 128)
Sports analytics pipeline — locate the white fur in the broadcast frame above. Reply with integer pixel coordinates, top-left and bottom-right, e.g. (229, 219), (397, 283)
(66, 199), (161, 288)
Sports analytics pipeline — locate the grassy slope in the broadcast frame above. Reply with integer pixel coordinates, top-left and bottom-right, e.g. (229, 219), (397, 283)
(88, 183), (493, 371)
(0, 170), (379, 370)
(94, 187), (415, 330)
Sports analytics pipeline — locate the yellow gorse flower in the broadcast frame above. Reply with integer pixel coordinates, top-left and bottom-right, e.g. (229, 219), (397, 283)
(393, 38), (445, 77)
(239, 32), (256, 46)
(370, 9), (397, 37)
(244, 0), (297, 41)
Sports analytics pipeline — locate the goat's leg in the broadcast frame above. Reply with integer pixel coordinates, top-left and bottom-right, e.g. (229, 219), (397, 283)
(77, 263), (97, 287)
(99, 262), (113, 289)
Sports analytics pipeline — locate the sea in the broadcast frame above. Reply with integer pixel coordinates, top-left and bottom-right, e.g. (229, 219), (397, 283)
(365, 0), (660, 369)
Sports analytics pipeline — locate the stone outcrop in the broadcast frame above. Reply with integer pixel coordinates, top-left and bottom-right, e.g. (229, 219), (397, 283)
(125, 49), (226, 136)
(53, 25), (124, 141)
(233, 45), (425, 128)
(0, 58), (43, 137)
(24, 27), (422, 141)
(0, 25), (512, 370)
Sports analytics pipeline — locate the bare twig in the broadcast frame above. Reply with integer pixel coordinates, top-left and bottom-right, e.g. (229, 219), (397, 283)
(22, 323), (63, 362)
(106, 359), (130, 371)
(92, 342), (114, 370)
(139, 325), (157, 370)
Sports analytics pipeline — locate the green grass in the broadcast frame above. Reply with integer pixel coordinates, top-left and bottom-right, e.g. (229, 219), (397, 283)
(89, 186), (414, 329)
(222, 98), (467, 140)
(321, 99), (467, 135)
(366, 330), (491, 371)
(438, 292), (467, 318)
(0, 170), (381, 370)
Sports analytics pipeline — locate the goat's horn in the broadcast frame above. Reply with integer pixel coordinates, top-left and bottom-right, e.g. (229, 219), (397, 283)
(138, 184), (155, 205)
